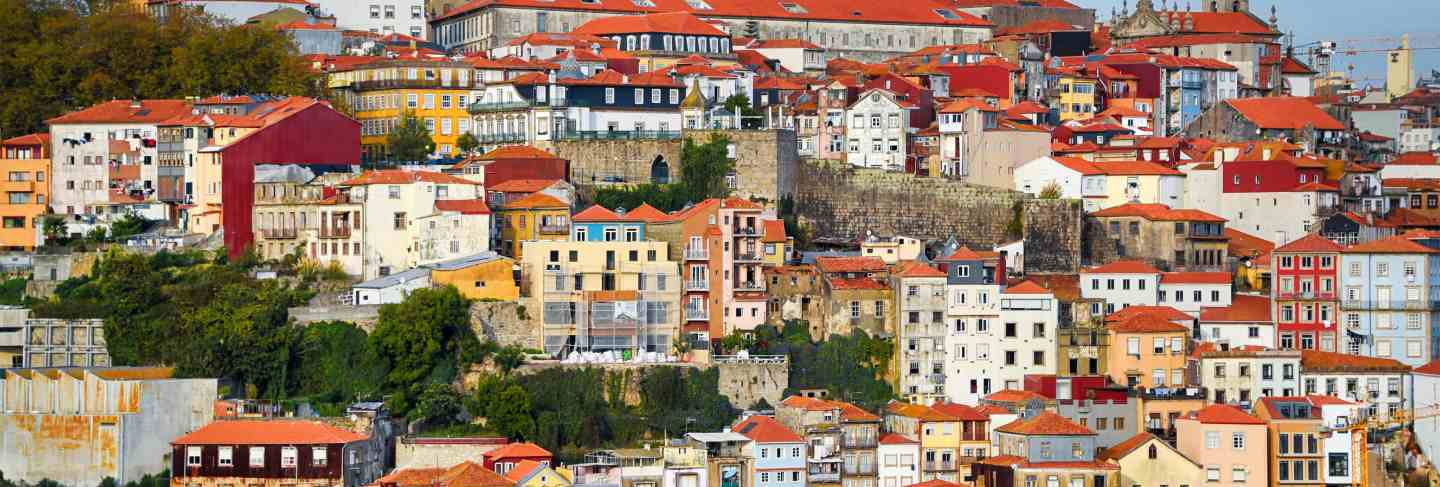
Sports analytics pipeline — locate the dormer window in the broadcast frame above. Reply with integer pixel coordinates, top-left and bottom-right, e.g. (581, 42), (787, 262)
(631, 0), (655, 7)
(686, 0), (711, 8)
(779, 1), (806, 14)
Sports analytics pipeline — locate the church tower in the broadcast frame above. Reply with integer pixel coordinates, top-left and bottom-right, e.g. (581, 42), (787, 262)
(1388, 34), (1415, 100)
(1207, 0), (1249, 12)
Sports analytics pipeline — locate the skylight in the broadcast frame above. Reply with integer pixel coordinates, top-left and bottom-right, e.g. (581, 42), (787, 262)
(779, 2), (806, 14)
(933, 8), (959, 19)
(686, 0), (712, 9)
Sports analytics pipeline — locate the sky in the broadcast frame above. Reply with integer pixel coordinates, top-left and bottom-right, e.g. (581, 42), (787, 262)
(1075, 0), (1440, 87)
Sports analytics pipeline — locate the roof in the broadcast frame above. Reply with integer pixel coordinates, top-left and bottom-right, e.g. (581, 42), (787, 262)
(983, 389), (1050, 404)
(1104, 306), (1191, 323)
(1199, 294), (1271, 323)
(939, 98), (998, 114)
(433, 0), (992, 26)
(1275, 233), (1343, 253)
(572, 204), (636, 222)
(1097, 432), (1157, 461)
(1300, 350), (1410, 373)
(752, 39), (822, 49)
(341, 170), (480, 186)
(1225, 227), (1274, 259)
(930, 402), (989, 421)
(995, 411), (1094, 436)
(503, 460), (546, 483)
(626, 203), (669, 221)
(879, 433), (918, 445)
(1159, 272), (1231, 284)
(429, 252), (506, 271)
(815, 256), (888, 274)
(1392, 151), (1439, 165)
(1344, 235), (1438, 254)
(473, 145), (559, 160)
(48, 99), (193, 124)
(487, 179), (563, 193)
(836, 401), (881, 422)
(1186, 404), (1265, 425)
(434, 199), (493, 215)
(501, 192), (569, 210)
(172, 420), (365, 445)
(781, 395), (840, 411)
(1, 133), (50, 147)
(762, 219), (787, 243)
(1003, 280), (1052, 295)
(895, 260), (947, 278)
(484, 442), (552, 460)
(732, 415), (804, 443)
(1415, 359), (1440, 376)
(885, 402), (960, 422)
(375, 461), (514, 487)
(354, 267), (431, 289)
(1083, 260), (1160, 274)
(1225, 97), (1345, 131)
(1090, 203), (1226, 223)
(1046, 158), (1183, 176)
(1106, 314), (1189, 334)
(828, 277), (889, 290)
(903, 480), (966, 487)
(574, 11), (732, 36)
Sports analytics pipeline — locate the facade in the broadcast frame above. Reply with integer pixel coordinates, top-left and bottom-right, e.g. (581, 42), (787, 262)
(876, 434), (920, 487)
(521, 239), (680, 355)
(1253, 396), (1366, 487)
(973, 412), (1117, 487)
(1098, 432), (1203, 487)
(170, 420), (384, 487)
(17, 318), (110, 368)
(1173, 404), (1269, 487)
(317, 0), (428, 37)
(252, 179), (365, 276)
(1298, 350), (1410, 421)
(1198, 294), (1277, 350)
(471, 70), (684, 148)
(881, 403), (960, 483)
(733, 415), (807, 487)
(0, 367), (217, 487)
(1198, 349), (1303, 406)
(936, 100), (1049, 187)
(1271, 234), (1344, 352)
(893, 261), (950, 404)
(496, 192), (571, 260)
(1089, 204), (1229, 272)
(1106, 315), (1189, 389)
(1015, 158), (1186, 212)
(0, 134), (50, 250)
(338, 170), (488, 279)
(335, 59), (479, 161)
(570, 12), (737, 73)
(845, 89), (913, 172)
(1337, 235), (1440, 366)
(646, 198), (769, 346)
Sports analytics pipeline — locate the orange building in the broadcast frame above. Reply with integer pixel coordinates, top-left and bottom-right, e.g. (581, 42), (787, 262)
(0, 133), (51, 250)
(1106, 314), (1190, 389)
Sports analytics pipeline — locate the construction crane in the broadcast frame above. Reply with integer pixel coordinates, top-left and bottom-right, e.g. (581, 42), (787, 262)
(1293, 33), (1440, 84)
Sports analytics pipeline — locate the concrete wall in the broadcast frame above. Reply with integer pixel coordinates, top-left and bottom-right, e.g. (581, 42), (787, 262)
(395, 438), (507, 469)
(716, 358), (789, 410)
(550, 129), (797, 206)
(470, 300), (537, 350)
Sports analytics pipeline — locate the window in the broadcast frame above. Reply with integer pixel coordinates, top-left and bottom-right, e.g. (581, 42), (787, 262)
(281, 446), (298, 468)
(219, 446), (234, 467)
(312, 447), (327, 466)
(1206, 467), (1220, 481)
(1231, 432), (1245, 450)
(1232, 467), (1246, 482)
(1205, 432), (1219, 449)
(250, 447), (265, 467)
(187, 446), (202, 467)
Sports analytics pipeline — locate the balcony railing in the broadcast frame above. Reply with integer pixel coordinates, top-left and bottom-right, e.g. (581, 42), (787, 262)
(476, 133), (528, 144)
(807, 472), (840, 483)
(922, 461), (955, 471)
(736, 281), (765, 292)
(684, 307), (708, 321)
(685, 248), (709, 260)
(351, 79), (478, 91)
(554, 130), (682, 141)
(319, 227), (352, 239)
(468, 100), (536, 113)
(686, 280), (709, 291)
(734, 226), (761, 236)
(1341, 300), (1433, 310)
(735, 252), (764, 263)
(260, 228), (297, 239)
(842, 464), (876, 475)
(538, 224), (569, 235)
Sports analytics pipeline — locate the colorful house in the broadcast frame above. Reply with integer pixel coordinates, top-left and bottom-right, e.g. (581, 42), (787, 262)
(571, 205), (647, 242)
(1173, 405), (1269, 487)
(732, 415), (807, 487)
(0, 133), (50, 250)
(483, 442), (553, 475)
(973, 411), (1118, 487)
(1106, 314), (1190, 389)
(495, 192), (571, 260)
(1098, 432), (1203, 487)
(1272, 234), (1344, 352)
(1338, 235), (1440, 366)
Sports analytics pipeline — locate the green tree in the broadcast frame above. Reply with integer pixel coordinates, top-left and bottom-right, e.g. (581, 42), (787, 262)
(289, 321), (387, 403)
(678, 134), (735, 202)
(722, 95), (762, 129)
(493, 345), (527, 375)
(109, 214), (147, 240)
(413, 383), (463, 425)
(40, 214), (69, 246)
(386, 111), (436, 165)
(1038, 182), (1062, 199)
(489, 384), (536, 440)
(368, 285), (477, 416)
(456, 132), (480, 155)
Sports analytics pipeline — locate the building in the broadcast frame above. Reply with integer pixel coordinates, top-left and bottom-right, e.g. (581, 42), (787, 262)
(495, 192), (571, 260)
(16, 318), (110, 368)
(1338, 235), (1440, 366)
(1098, 432), (1203, 487)
(893, 260), (950, 404)
(0, 134), (50, 250)
(1298, 350), (1410, 421)
(1173, 404), (1269, 487)
(1013, 158), (1185, 212)
(845, 89), (914, 172)
(1089, 204), (1229, 272)
(570, 12), (735, 73)
(521, 239), (680, 355)
(331, 58), (479, 162)
(1271, 234), (1344, 352)
(171, 419), (385, 487)
(1253, 395), (1366, 487)
(1023, 375), (1138, 450)
(251, 174), (365, 276)
(775, 397), (881, 487)
(1198, 294), (1277, 350)
(972, 412), (1118, 487)
(876, 434), (920, 487)
(0, 367), (217, 487)
(1411, 359), (1440, 467)
(429, 252), (521, 301)
(316, 0), (428, 38)
(1106, 314), (1189, 389)
(372, 461), (517, 487)
(337, 170), (488, 279)
(881, 403), (960, 483)
(470, 70), (684, 148)
(484, 442), (553, 474)
(46, 99), (191, 220)
(1197, 349), (1302, 405)
(646, 198), (769, 347)
(936, 99), (1050, 187)
(1184, 98), (1346, 155)
(428, 0), (994, 61)
(733, 415), (807, 487)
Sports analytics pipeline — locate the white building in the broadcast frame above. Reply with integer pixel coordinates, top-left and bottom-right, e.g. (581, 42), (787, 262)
(351, 267), (432, 305)
(1298, 349), (1410, 421)
(845, 89), (912, 172)
(340, 169), (486, 279)
(315, 0), (428, 38)
(1412, 360), (1440, 465)
(1197, 294), (1277, 350)
(944, 281), (1057, 405)
(1198, 348), (1303, 407)
(47, 100), (192, 217)
(748, 39), (827, 74)
(1013, 157), (1186, 212)
(1218, 186), (1341, 246)
(894, 261), (951, 405)
(877, 434), (920, 487)
(1078, 261), (1163, 315)
(1400, 127), (1440, 153)
(1157, 272), (1233, 315)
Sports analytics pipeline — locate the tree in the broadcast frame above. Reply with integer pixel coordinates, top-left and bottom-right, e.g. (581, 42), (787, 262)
(722, 95), (762, 129)
(493, 345), (527, 375)
(488, 384), (536, 440)
(289, 321), (386, 403)
(413, 383), (463, 425)
(678, 134), (735, 202)
(456, 132), (480, 155)
(1038, 182), (1062, 199)
(386, 111), (435, 165)
(40, 214), (69, 246)
(368, 285), (477, 416)
(109, 214), (147, 240)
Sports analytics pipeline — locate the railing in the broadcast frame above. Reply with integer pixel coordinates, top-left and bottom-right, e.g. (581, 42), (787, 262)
(554, 130), (682, 141)
(929, 374), (945, 385)
(539, 224), (569, 235)
(684, 248), (709, 260)
(468, 100), (536, 113)
(684, 307), (708, 321)
(734, 226), (761, 236)
(736, 281), (765, 292)
(476, 133), (528, 144)
(842, 438), (878, 449)
(842, 464), (876, 475)
(1341, 300), (1433, 310)
(351, 79), (478, 91)
(319, 227), (352, 239)
(807, 472), (840, 483)
(1182, 80), (1203, 89)
(686, 280), (709, 291)
(957, 455), (987, 464)
(735, 252), (764, 263)
(260, 228), (297, 239)
(923, 461), (955, 471)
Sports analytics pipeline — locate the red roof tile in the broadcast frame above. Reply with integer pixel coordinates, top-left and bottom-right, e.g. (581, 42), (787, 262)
(501, 192), (569, 210)
(435, 0), (991, 26)
(1187, 404), (1265, 425)
(341, 170), (481, 186)
(48, 99), (194, 125)
(435, 199), (493, 215)
(895, 260), (947, 278)
(828, 277), (888, 291)
(625, 203), (669, 222)
(572, 204), (630, 221)
(1106, 314), (1189, 334)
(1225, 97), (1345, 131)
(1084, 260), (1160, 274)
(1090, 203), (1226, 223)
(762, 219), (787, 243)
(733, 415), (804, 443)
(1275, 233), (1343, 253)
(836, 401), (881, 422)
(1159, 272), (1231, 284)
(2, 133), (50, 147)
(1199, 294), (1271, 323)
(1097, 432), (1158, 461)
(815, 256), (888, 274)
(1300, 350), (1410, 373)
(996, 411), (1094, 436)
(484, 442), (552, 460)
(1104, 306), (1191, 323)
(503, 460), (545, 483)
(1225, 227), (1274, 258)
(930, 402), (989, 421)
(753, 39), (821, 49)
(487, 179), (562, 193)
(879, 433), (918, 445)
(574, 11), (730, 36)
(983, 389), (1051, 404)
(1344, 235), (1438, 254)
(1392, 151), (1439, 165)
(473, 145), (560, 160)
(1414, 359), (1440, 376)
(173, 420), (365, 445)
(1003, 280), (1052, 295)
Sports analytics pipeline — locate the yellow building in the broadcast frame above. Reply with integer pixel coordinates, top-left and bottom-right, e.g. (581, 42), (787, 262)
(761, 220), (790, 266)
(328, 58), (478, 163)
(504, 460), (571, 487)
(0, 134), (51, 250)
(496, 192), (571, 260)
(1053, 70), (1098, 122)
(518, 239), (681, 356)
(429, 252), (520, 301)
(1099, 432), (1203, 487)
(883, 403), (964, 483)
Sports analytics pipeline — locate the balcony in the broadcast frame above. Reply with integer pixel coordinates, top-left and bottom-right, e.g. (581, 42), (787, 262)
(0, 180), (35, 192)
(1340, 300), (1434, 310)
(736, 281), (765, 292)
(929, 374), (945, 385)
(260, 228), (297, 239)
(734, 226), (761, 237)
(685, 247), (709, 260)
(554, 130), (682, 141)
(686, 280), (710, 291)
(684, 307), (708, 321)
(476, 133), (528, 144)
(842, 463), (876, 475)
(735, 252), (764, 263)
(351, 78), (478, 91)
(319, 227), (352, 239)
(538, 224), (569, 235)
(808, 472), (840, 483)
(923, 461), (955, 472)
(468, 100), (536, 113)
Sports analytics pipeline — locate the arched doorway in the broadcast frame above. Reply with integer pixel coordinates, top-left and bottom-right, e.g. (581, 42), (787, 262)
(650, 155), (670, 184)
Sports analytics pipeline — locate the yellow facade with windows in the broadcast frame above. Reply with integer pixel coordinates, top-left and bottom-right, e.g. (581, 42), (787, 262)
(328, 59), (479, 162)
(1055, 75), (1098, 122)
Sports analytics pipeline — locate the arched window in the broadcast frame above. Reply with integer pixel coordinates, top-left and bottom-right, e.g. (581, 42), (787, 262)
(1148, 445), (1158, 459)
(650, 155), (670, 184)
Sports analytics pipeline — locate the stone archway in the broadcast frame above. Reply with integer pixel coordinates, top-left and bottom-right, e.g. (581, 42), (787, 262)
(650, 155), (670, 184)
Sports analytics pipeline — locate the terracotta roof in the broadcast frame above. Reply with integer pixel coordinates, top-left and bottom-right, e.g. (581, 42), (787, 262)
(903, 480), (966, 487)
(377, 461), (514, 487)
(781, 395), (840, 411)
(753, 39), (821, 49)
(895, 260), (947, 278)
(503, 460), (545, 483)
(1392, 151), (1439, 165)
(1225, 97), (1345, 131)
(1098, 432), (1157, 461)
(1006, 101), (1049, 116)
(1344, 235), (1438, 254)
(1097, 105), (1148, 118)
(996, 18), (1082, 35)
(732, 415), (804, 443)
(1078, 160), (1183, 176)
(939, 98), (999, 114)
(815, 256), (888, 274)
(1225, 227), (1274, 258)
(878, 433), (918, 445)
(1090, 203), (1226, 223)
(488, 179), (562, 193)
(501, 192), (569, 210)
(473, 145), (560, 160)
(1199, 294), (1271, 323)
(435, 0), (991, 26)
(885, 402), (960, 422)
(625, 203), (669, 221)
(173, 420), (365, 445)
(721, 197), (762, 209)
(1103, 306), (1191, 323)
(983, 389), (1050, 404)
(930, 402), (989, 421)
(341, 170), (480, 186)
(48, 99), (193, 124)
(572, 204), (636, 221)
(973, 404), (1010, 415)
(484, 442), (552, 460)
(572, 11), (724, 36)
(836, 401), (881, 422)
(1106, 314), (1189, 334)
(762, 219), (787, 243)
(1300, 350), (1410, 373)
(435, 199), (493, 215)
(1186, 404), (1265, 425)
(1414, 359), (1440, 376)
(828, 277), (889, 290)
(1159, 272), (1231, 284)
(1083, 260), (1160, 274)
(1, 133), (51, 147)
(1275, 233), (1343, 253)
(1003, 280), (1052, 295)
(940, 246), (983, 261)
(996, 411), (1094, 436)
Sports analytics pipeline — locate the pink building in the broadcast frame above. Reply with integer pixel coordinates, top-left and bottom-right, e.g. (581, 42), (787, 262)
(1174, 404), (1269, 487)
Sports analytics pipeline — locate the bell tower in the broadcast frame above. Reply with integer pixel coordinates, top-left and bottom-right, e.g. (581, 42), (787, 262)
(1209, 0), (1248, 12)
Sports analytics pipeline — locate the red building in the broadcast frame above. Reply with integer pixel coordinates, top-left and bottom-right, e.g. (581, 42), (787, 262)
(863, 73), (935, 130)
(450, 145), (569, 187)
(481, 442), (552, 475)
(219, 99), (360, 256)
(170, 420), (379, 487)
(1270, 233), (1344, 351)
(1220, 159), (1328, 194)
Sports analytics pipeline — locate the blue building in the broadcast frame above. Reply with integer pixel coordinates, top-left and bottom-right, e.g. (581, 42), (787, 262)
(733, 415), (807, 487)
(1338, 235), (1440, 367)
(570, 204), (651, 242)
(972, 411), (1117, 487)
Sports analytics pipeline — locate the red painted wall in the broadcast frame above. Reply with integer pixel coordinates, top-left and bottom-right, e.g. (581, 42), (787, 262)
(1222, 160), (1325, 193)
(938, 64), (1011, 102)
(487, 157), (570, 187)
(1272, 250), (1340, 347)
(222, 103), (360, 256)
(863, 73), (935, 130)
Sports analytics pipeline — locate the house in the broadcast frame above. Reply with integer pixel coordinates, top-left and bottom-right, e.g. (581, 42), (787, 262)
(937, 99), (1050, 188)
(371, 461), (517, 487)
(1106, 314), (1189, 389)
(814, 256), (893, 340)
(877, 434), (921, 487)
(944, 278), (1057, 404)
(0, 133), (50, 250)
(927, 403), (993, 482)
(775, 397), (881, 487)
(329, 57), (478, 161)
(1021, 375), (1138, 450)
(251, 170), (365, 276)
(1298, 350), (1411, 421)
(846, 89), (915, 172)
(1173, 405), (1269, 487)
(471, 69), (684, 148)
(645, 197), (769, 346)
(570, 12), (736, 73)
(484, 442), (553, 475)
(893, 260), (950, 404)
(1271, 234), (1344, 352)
(1410, 359), (1440, 466)
(338, 169), (488, 279)
(0, 367), (217, 487)
(733, 415), (807, 487)
(881, 403), (961, 483)
(1198, 294), (1276, 350)
(1088, 204), (1229, 272)
(749, 39), (826, 75)
(1098, 432), (1203, 487)
(495, 192), (571, 260)
(450, 145), (569, 189)
(170, 419), (384, 487)
(1198, 349), (1303, 405)
(1337, 235), (1440, 366)
(1157, 271), (1233, 316)
(1216, 159), (1339, 244)
(1013, 157), (1184, 212)
(971, 412), (1118, 487)
(1079, 260), (1164, 315)
(1253, 396), (1366, 487)
(519, 239), (680, 356)
(428, 252), (520, 301)
(1184, 97), (1346, 155)
(485, 178), (574, 208)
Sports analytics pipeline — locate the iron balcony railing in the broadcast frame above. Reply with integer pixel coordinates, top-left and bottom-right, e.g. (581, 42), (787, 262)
(554, 130), (682, 141)
(468, 100), (536, 113)
(686, 280), (709, 291)
(685, 247), (709, 260)
(1340, 300), (1434, 310)
(260, 228), (298, 239)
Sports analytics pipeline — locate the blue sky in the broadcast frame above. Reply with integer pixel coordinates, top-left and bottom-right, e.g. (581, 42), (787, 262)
(1076, 0), (1440, 87)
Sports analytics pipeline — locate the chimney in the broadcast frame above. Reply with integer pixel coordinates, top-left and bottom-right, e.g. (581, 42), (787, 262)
(996, 250), (1008, 287)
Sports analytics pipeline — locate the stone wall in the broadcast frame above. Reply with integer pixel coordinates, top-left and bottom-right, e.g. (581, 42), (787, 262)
(716, 357), (789, 410)
(470, 300), (537, 349)
(549, 129), (798, 206)
(290, 305), (381, 330)
(1021, 199), (1085, 273)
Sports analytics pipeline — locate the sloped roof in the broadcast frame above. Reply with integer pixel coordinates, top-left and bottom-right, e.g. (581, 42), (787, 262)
(879, 433), (918, 444)
(1098, 432), (1157, 461)
(626, 203), (669, 221)
(173, 420), (365, 445)
(1003, 280), (1051, 295)
(1104, 306), (1191, 323)
(885, 402), (959, 422)
(895, 260), (947, 278)
(815, 256), (888, 274)
(1090, 203), (1226, 223)
(732, 415), (804, 443)
(1275, 233), (1343, 253)
(1106, 314), (1189, 334)
(1187, 404), (1265, 425)
(435, 199), (493, 215)
(1414, 358), (1440, 376)
(502, 192), (569, 210)
(1199, 294), (1271, 323)
(48, 99), (193, 124)
(828, 277), (888, 290)
(485, 442), (552, 460)
(1344, 235), (1438, 254)
(996, 411), (1094, 436)
(1225, 97), (1345, 131)
(572, 11), (726, 36)
(1300, 350), (1410, 373)
(341, 170), (480, 186)
(930, 402), (989, 421)
(983, 389), (1050, 404)
(572, 204), (632, 221)
(762, 219), (788, 243)
(487, 179), (563, 193)
(473, 145), (559, 160)
(1, 133), (50, 147)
